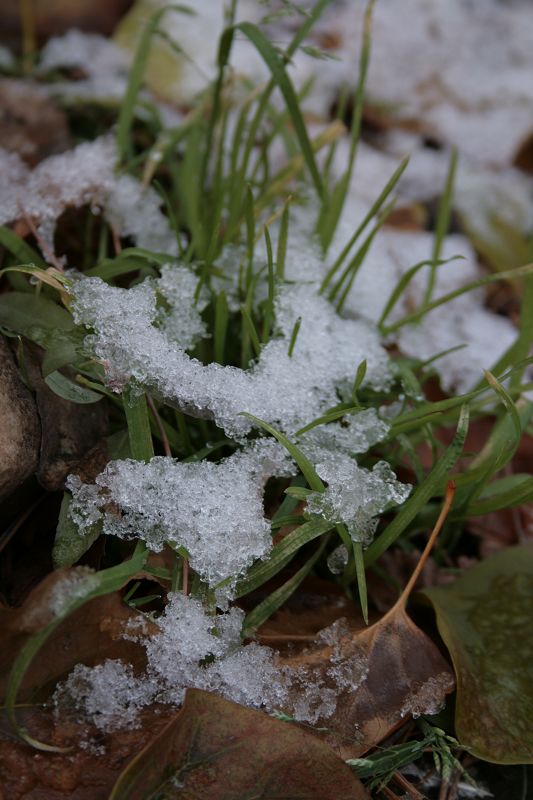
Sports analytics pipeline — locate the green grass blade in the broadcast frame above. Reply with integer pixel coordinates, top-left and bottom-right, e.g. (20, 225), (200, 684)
(123, 390), (155, 462)
(364, 404), (469, 566)
(242, 537), (329, 638)
(116, 4), (194, 163)
(241, 413), (324, 491)
(377, 256), (463, 331)
(235, 22), (324, 199)
(214, 290), (228, 363)
(424, 147), (458, 305)
(317, 0), (375, 250)
(0, 226), (45, 266)
(382, 261), (533, 335)
(234, 517), (332, 597)
(320, 156), (408, 294)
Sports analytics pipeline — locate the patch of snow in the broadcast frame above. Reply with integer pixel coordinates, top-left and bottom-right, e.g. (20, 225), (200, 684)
(67, 441), (295, 588)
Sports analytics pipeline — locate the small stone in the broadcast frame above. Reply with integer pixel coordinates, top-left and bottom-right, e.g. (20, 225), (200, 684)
(0, 337), (40, 501)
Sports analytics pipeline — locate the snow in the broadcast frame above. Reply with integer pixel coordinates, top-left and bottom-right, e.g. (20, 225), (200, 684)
(38, 30), (130, 102)
(71, 273), (392, 438)
(48, 568), (99, 615)
(306, 454), (410, 545)
(68, 441), (295, 589)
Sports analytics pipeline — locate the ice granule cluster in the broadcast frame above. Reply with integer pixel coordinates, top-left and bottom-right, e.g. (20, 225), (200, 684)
(71, 273), (391, 438)
(305, 452), (411, 544)
(56, 594), (289, 731)
(105, 175), (179, 255)
(67, 440), (295, 588)
(55, 596), (365, 732)
(157, 264), (209, 349)
(54, 660), (149, 733)
(38, 30), (131, 102)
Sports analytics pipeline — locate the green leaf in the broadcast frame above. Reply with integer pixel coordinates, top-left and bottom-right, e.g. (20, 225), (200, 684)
(44, 371), (104, 404)
(422, 545), (533, 764)
(53, 493), (101, 568)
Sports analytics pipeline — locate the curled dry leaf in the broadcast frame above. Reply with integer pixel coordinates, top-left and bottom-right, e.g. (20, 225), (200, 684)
(280, 483), (457, 757)
(110, 688), (369, 800)
(422, 543), (533, 764)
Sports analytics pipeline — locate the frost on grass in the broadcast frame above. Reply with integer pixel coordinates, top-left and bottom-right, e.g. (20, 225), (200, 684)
(71, 274), (391, 438)
(305, 454), (411, 545)
(68, 441), (295, 588)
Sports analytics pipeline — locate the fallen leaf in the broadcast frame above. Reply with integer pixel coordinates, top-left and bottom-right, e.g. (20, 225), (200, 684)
(0, 568), (148, 704)
(25, 345), (108, 491)
(0, 705), (175, 800)
(421, 544), (533, 764)
(110, 688), (368, 800)
(280, 484), (457, 757)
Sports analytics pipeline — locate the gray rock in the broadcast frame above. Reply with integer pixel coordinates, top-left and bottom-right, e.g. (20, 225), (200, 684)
(0, 336), (41, 501)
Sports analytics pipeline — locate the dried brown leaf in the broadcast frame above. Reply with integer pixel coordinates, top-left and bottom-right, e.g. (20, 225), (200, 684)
(110, 688), (369, 800)
(280, 483), (457, 757)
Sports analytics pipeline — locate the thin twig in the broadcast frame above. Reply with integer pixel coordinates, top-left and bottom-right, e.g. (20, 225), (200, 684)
(147, 394), (172, 457)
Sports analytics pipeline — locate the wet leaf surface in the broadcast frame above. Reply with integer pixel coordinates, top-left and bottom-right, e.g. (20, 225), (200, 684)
(0, 705), (175, 800)
(110, 688), (368, 800)
(422, 544), (533, 764)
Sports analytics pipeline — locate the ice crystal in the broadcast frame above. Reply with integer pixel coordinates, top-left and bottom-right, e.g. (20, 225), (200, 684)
(305, 451), (410, 544)
(56, 594), (287, 731)
(67, 441), (295, 588)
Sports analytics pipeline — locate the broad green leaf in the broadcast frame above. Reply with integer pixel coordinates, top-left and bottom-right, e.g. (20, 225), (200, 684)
(44, 371), (104, 404)
(422, 545), (533, 764)
(53, 493), (101, 568)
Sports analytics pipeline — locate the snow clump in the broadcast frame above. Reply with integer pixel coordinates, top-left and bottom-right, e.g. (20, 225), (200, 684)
(68, 440), (295, 588)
